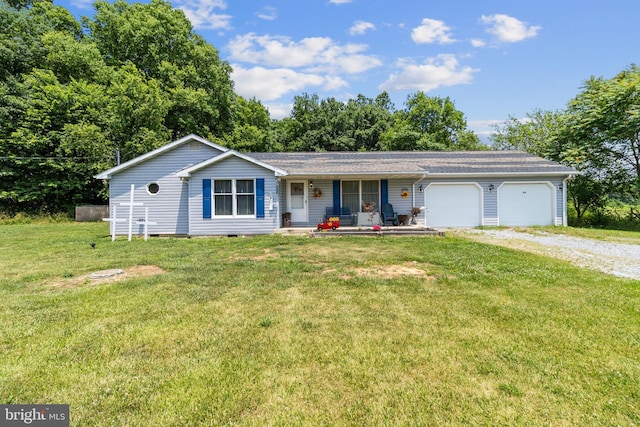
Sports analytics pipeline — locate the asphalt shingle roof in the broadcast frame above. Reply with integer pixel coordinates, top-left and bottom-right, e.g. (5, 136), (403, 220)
(248, 150), (576, 177)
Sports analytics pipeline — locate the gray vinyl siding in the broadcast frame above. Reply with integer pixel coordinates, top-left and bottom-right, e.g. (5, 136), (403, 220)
(108, 143), (222, 236)
(415, 176), (565, 227)
(555, 180), (566, 225)
(278, 180), (287, 227)
(189, 157), (280, 236)
(306, 179), (332, 225)
(385, 179), (415, 218)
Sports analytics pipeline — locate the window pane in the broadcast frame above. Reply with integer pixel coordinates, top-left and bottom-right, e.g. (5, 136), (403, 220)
(291, 182), (304, 196)
(362, 180), (379, 209)
(342, 180), (359, 213)
(237, 195), (255, 215)
(214, 180), (232, 193)
(342, 181), (358, 193)
(237, 180), (254, 194)
(215, 195), (232, 215)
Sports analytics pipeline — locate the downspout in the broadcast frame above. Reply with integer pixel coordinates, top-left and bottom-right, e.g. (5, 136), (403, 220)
(562, 176), (571, 226)
(412, 174), (427, 225)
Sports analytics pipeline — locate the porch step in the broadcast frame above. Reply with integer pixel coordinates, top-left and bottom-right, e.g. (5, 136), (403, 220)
(309, 227), (445, 237)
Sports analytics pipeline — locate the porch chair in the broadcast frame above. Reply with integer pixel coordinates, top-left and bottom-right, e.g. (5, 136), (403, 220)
(381, 203), (399, 226)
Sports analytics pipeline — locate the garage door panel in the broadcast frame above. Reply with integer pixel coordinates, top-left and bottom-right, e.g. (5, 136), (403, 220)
(499, 183), (553, 226)
(426, 184), (481, 227)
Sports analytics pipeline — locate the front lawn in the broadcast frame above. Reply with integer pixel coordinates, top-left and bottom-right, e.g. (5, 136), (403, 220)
(1, 223), (639, 425)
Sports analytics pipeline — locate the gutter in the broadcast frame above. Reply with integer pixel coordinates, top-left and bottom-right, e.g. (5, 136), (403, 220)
(423, 171), (578, 178)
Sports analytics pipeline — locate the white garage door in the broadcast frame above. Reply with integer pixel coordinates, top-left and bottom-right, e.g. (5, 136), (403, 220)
(425, 183), (482, 227)
(499, 182), (554, 226)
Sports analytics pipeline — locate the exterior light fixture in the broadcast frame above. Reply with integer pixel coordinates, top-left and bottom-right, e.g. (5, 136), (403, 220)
(418, 185), (423, 192)
(309, 181), (313, 188)
(488, 184), (495, 192)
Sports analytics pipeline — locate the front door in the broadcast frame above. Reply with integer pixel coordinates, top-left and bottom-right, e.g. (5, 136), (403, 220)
(288, 181), (307, 223)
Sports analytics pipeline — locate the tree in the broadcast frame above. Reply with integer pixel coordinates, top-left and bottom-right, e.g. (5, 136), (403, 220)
(558, 65), (640, 200)
(280, 92), (394, 152)
(380, 92), (484, 151)
(491, 109), (565, 157)
(0, 0), (237, 214)
(88, 0), (234, 139)
(224, 97), (278, 152)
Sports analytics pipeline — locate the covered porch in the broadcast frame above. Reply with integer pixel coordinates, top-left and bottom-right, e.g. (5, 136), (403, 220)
(278, 176), (426, 229)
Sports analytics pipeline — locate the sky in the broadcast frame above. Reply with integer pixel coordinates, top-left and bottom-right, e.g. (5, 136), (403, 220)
(61, 0), (640, 142)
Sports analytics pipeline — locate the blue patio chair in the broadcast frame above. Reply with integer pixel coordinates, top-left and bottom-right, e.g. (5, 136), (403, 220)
(381, 203), (399, 226)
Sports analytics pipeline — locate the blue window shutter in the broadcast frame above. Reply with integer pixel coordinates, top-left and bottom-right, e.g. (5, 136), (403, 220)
(256, 179), (265, 218)
(381, 179), (389, 205)
(203, 179), (212, 219)
(333, 180), (341, 211)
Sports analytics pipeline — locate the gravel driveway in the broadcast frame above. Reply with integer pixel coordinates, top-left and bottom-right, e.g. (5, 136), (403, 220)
(458, 229), (640, 280)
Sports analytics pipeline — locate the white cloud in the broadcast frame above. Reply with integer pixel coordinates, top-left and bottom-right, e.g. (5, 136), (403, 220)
(468, 119), (503, 140)
(263, 102), (293, 120)
(227, 33), (382, 74)
(411, 18), (455, 44)
(379, 54), (478, 92)
(350, 21), (376, 36)
(231, 65), (343, 101)
(480, 14), (541, 43)
(70, 0), (92, 9)
(177, 0), (232, 30)
(470, 38), (486, 48)
(323, 75), (349, 91)
(329, 0), (352, 3)
(256, 6), (277, 21)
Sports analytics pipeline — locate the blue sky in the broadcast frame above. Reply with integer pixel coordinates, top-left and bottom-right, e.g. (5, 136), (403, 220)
(62, 0), (639, 141)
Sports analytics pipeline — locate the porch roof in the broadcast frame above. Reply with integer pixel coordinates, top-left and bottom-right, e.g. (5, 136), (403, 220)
(249, 150), (576, 178)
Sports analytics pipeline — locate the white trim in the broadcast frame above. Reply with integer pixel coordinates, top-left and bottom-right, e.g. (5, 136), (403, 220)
(340, 178), (381, 213)
(562, 177), (569, 226)
(281, 171), (578, 179)
(424, 171), (577, 178)
(146, 182), (160, 196)
(287, 180), (308, 223)
(94, 134), (228, 179)
(176, 150), (287, 178)
(212, 178), (257, 218)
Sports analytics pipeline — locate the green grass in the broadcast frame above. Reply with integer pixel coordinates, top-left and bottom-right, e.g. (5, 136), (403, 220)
(1, 223), (640, 425)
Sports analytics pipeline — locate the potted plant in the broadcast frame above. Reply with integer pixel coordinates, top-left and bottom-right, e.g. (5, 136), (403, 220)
(362, 202), (376, 212)
(411, 207), (424, 225)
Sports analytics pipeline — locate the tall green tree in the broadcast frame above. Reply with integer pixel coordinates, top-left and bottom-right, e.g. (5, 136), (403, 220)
(491, 109), (565, 157)
(380, 92), (484, 151)
(0, 0), (237, 214)
(88, 0), (234, 139)
(278, 92), (394, 152)
(557, 65), (640, 200)
(225, 97), (278, 152)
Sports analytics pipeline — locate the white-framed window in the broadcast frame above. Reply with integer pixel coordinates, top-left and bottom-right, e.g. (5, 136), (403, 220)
(213, 179), (255, 217)
(147, 182), (160, 195)
(342, 180), (379, 213)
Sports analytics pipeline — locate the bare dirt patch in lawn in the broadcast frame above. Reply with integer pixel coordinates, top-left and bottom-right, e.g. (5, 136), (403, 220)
(49, 265), (168, 289)
(229, 248), (280, 262)
(327, 262), (435, 280)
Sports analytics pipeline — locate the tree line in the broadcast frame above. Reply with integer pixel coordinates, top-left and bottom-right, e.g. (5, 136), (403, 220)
(2, 0), (638, 224)
(0, 0), (482, 214)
